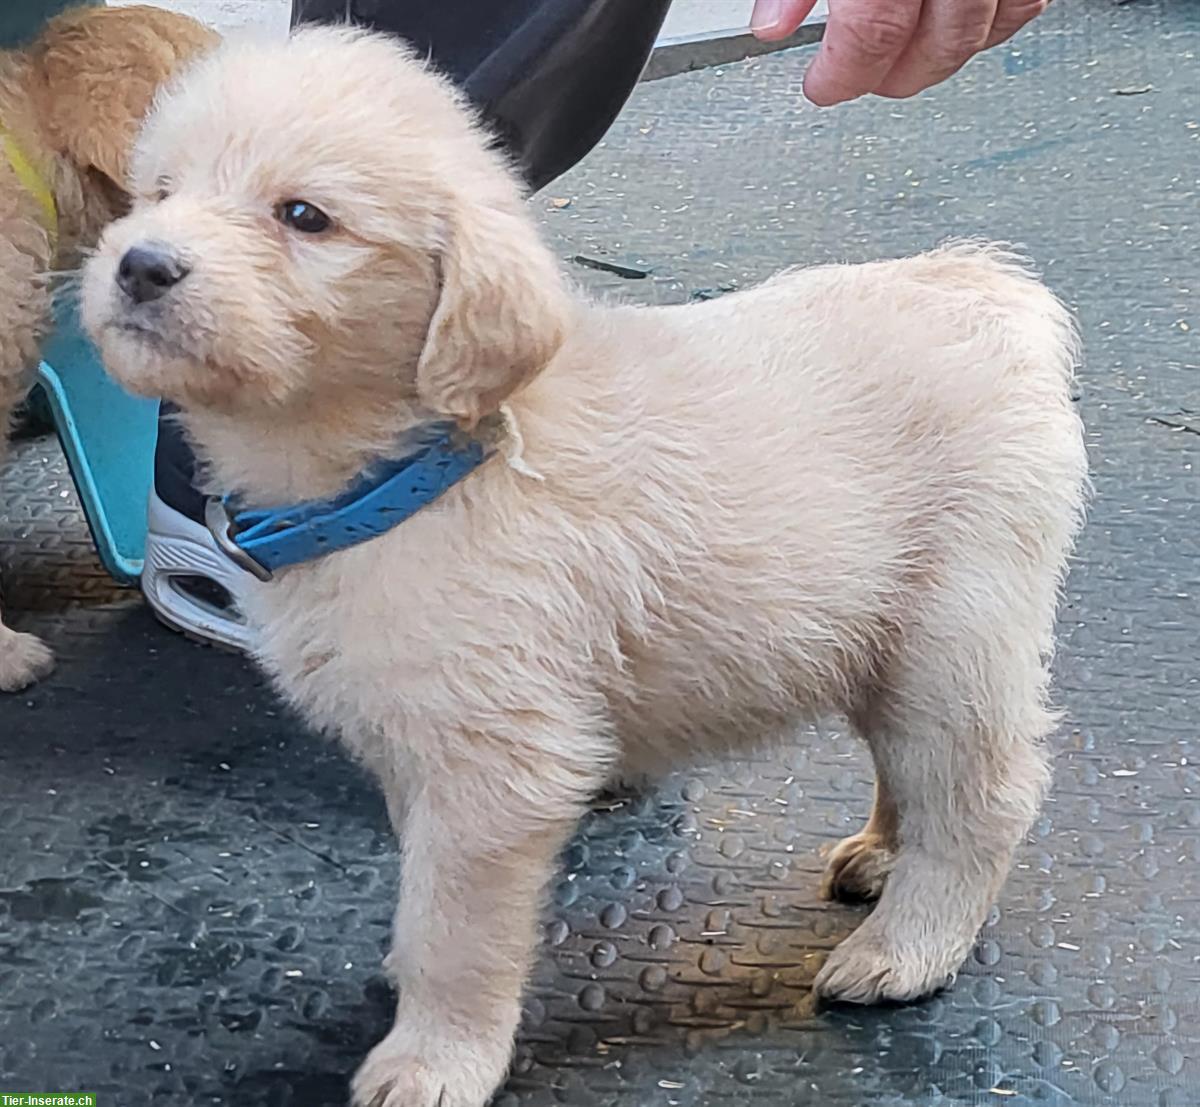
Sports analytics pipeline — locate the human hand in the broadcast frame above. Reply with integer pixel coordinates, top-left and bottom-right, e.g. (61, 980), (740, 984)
(750, 0), (1048, 105)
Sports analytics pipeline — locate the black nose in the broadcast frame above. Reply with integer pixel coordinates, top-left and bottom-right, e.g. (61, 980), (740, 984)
(117, 244), (189, 304)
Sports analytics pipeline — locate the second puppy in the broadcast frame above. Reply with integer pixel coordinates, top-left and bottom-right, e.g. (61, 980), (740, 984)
(83, 28), (1087, 1107)
(0, 4), (217, 690)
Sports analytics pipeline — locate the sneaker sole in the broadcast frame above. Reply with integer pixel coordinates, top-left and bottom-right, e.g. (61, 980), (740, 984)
(143, 491), (255, 653)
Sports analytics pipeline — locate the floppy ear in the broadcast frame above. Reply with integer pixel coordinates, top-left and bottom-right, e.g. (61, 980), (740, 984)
(32, 5), (218, 190)
(417, 198), (572, 427)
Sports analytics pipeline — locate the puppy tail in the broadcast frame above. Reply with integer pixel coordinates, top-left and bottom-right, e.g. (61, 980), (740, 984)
(925, 237), (1090, 578)
(918, 238), (1081, 392)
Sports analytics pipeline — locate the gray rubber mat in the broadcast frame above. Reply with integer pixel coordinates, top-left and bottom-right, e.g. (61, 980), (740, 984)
(2, 1), (1198, 1104)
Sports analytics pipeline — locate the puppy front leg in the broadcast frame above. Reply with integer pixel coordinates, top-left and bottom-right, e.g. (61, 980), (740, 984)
(0, 283), (55, 692)
(352, 729), (605, 1107)
(0, 490), (54, 693)
(0, 617), (54, 693)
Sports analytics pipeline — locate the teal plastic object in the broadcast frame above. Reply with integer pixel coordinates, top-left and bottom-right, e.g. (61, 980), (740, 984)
(35, 301), (158, 584)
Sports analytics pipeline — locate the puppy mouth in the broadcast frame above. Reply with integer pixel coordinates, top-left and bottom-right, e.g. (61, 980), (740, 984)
(107, 315), (193, 360)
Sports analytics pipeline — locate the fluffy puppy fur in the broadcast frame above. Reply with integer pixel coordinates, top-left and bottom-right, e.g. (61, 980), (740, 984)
(0, 4), (217, 691)
(82, 27), (1088, 1107)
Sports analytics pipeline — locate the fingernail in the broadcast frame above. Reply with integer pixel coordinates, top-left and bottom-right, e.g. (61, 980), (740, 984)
(750, 0), (784, 34)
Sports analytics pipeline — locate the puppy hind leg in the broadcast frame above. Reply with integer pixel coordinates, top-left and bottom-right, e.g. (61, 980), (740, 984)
(821, 775), (899, 904)
(814, 560), (1056, 1004)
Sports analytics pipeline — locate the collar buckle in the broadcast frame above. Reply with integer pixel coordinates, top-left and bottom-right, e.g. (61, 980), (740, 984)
(205, 497), (273, 582)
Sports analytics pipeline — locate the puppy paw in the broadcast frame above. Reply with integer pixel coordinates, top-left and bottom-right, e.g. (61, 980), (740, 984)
(0, 628), (55, 692)
(351, 1023), (507, 1107)
(820, 831), (895, 903)
(813, 917), (960, 1005)
(351, 1056), (458, 1107)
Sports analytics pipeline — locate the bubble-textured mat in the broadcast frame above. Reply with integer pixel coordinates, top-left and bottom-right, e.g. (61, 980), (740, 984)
(1, 1), (1197, 1103)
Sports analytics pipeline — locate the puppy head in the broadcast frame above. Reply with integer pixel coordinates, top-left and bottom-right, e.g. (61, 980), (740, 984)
(32, 5), (219, 204)
(81, 26), (571, 424)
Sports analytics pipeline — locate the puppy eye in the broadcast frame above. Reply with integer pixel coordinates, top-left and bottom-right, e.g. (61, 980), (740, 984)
(277, 200), (332, 234)
(152, 177), (171, 203)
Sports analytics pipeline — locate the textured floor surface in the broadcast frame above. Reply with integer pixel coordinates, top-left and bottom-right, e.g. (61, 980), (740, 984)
(2, 1), (1198, 1104)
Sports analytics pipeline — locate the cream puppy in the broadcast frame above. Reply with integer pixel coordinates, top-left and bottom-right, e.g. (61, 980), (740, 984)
(82, 27), (1087, 1107)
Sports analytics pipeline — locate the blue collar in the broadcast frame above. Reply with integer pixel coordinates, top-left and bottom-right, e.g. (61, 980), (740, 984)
(205, 427), (491, 580)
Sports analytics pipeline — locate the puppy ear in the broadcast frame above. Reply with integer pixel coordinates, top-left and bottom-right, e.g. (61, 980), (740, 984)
(417, 198), (572, 427)
(32, 6), (218, 190)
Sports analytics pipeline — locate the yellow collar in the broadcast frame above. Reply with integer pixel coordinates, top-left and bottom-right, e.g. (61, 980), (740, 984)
(1, 123), (58, 254)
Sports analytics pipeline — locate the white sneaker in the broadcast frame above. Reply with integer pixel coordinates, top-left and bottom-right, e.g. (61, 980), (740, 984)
(142, 488), (254, 652)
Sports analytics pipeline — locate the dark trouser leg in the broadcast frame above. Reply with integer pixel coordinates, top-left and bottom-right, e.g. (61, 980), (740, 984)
(0, 0), (99, 49)
(291, 0), (670, 190)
